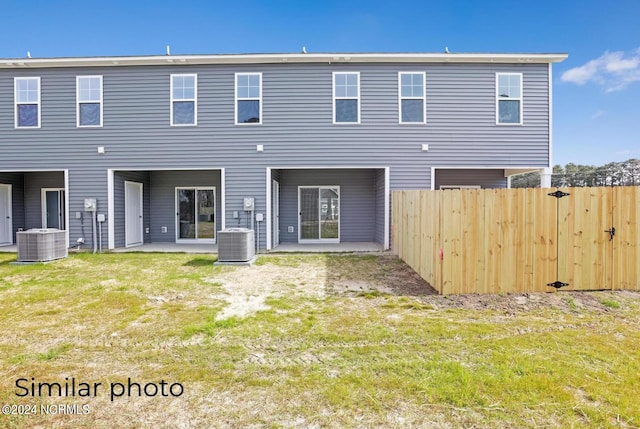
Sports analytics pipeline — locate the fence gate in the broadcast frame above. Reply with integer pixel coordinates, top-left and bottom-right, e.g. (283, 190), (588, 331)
(554, 186), (640, 291)
(553, 188), (613, 291)
(612, 186), (640, 290)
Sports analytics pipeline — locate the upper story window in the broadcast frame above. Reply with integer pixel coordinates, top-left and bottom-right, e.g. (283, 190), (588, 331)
(235, 73), (261, 124)
(171, 74), (197, 126)
(399, 72), (426, 124)
(14, 77), (40, 128)
(333, 72), (360, 124)
(77, 76), (103, 127)
(496, 73), (522, 125)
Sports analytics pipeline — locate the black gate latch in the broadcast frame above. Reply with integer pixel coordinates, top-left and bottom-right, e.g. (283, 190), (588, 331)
(605, 227), (616, 241)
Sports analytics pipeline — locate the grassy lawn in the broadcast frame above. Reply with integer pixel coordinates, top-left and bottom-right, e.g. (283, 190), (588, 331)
(0, 252), (639, 428)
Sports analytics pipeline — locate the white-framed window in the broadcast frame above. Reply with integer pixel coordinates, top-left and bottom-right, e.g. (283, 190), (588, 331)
(14, 77), (41, 128)
(235, 72), (262, 124)
(399, 72), (426, 124)
(496, 73), (523, 125)
(171, 74), (197, 126)
(76, 76), (103, 127)
(333, 72), (360, 124)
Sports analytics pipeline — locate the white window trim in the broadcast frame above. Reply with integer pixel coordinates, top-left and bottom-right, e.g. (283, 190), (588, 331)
(170, 73), (198, 126)
(439, 185), (482, 190)
(398, 71), (426, 124)
(234, 72), (262, 125)
(332, 71), (360, 124)
(496, 72), (523, 125)
(14, 77), (41, 129)
(76, 75), (103, 128)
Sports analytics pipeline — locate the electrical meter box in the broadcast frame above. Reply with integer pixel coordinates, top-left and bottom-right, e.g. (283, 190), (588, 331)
(84, 199), (97, 212)
(243, 197), (255, 211)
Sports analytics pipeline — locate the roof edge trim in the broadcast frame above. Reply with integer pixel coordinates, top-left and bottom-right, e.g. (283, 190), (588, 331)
(0, 52), (568, 68)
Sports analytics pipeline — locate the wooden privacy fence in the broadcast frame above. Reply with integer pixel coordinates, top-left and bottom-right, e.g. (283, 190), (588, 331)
(392, 187), (640, 295)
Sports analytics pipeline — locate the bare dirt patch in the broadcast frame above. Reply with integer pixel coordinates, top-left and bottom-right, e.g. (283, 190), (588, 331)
(327, 254), (435, 296)
(416, 288), (640, 314)
(203, 253), (638, 320)
(204, 259), (329, 320)
(204, 253), (439, 320)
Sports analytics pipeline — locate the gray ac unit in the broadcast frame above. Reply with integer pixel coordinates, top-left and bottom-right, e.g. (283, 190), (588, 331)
(217, 228), (255, 262)
(17, 229), (68, 262)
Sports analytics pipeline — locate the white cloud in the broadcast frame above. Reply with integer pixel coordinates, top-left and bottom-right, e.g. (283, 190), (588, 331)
(562, 58), (601, 84)
(561, 48), (640, 92)
(591, 109), (605, 120)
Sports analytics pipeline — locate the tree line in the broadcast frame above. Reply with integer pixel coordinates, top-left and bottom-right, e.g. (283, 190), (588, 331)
(511, 158), (640, 188)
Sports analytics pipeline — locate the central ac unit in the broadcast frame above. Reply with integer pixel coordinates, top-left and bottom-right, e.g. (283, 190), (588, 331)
(17, 228), (68, 262)
(217, 228), (255, 262)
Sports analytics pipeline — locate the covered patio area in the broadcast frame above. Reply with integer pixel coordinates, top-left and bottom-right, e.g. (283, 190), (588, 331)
(0, 170), (68, 247)
(2, 241), (384, 255)
(109, 241), (384, 254)
(108, 168), (224, 250)
(271, 242), (384, 253)
(266, 167), (390, 251)
(111, 242), (217, 254)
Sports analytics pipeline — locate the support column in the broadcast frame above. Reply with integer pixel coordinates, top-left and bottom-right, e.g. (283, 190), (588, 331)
(540, 167), (552, 188)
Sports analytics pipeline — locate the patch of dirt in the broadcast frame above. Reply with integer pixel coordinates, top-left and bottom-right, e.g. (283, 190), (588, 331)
(203, 253), (640, 320)
(204, 260), (329, 320)
(326, 254), (640, 315)
(417, 289), (640, 315)
(328, 254), (436, 296)
(202, 253), (438, 320)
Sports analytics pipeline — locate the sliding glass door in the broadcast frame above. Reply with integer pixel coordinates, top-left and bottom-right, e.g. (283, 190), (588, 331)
(42, 188), (65, 230)
(176, 187), (216, 242)
(298, 186), (340, 242)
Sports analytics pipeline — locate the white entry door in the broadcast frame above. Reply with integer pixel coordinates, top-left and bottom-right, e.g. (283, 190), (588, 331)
(42, 188), (65, 229)
(0, 184), (12, 245)
(272, 179), (280, 248)
(125, 181), (144, 247)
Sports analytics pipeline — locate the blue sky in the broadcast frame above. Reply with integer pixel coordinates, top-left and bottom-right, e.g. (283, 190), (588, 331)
(1, 0), (638, 166)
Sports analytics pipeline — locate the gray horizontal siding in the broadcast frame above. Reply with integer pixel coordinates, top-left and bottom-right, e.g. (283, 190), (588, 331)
(0, 63), (550, 166)
(0, 60), (551, 248)
(434, 169), (508, 189)
(224, 167), (266, 248)
(66, 168), (108, 250)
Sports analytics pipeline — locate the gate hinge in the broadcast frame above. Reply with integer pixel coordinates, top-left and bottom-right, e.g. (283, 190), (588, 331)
(548, 190), (570, 199)
(547, 281), (570, 289)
